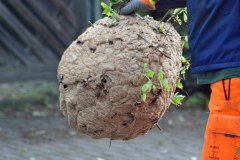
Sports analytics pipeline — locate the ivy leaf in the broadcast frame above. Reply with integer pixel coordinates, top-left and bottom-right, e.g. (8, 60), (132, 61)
(183, 13), (188, 22)
(182, 41), (185, 49)
(176, 15), (182, 25)
(173, 8), (182, 15)
(101, 2), (112, 16)
(177, 79), (183, 89)
(161, 79), (171, 92)
(141, 81), (153, 92)
(181, 56), (190, 67)
(184, 41), (189, 50)
(181, 56), (188, 63)
(143, 63), (154, 79)
(141, 93), (147, 102)
(172, 92), (185, 105)
(101, 2), (109, 8)
(158, 69), (164, 80)
(147, 69), (155, 78)
(143, 63), (148, 73)
(180, 56), (190, 79)
(159, 22), (166, 34)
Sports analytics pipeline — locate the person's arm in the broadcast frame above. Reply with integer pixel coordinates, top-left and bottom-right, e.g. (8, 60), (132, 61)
(121, 0), (186, 15)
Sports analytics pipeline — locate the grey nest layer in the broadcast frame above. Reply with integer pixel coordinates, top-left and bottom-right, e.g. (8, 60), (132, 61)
(58, 15), (182, 140)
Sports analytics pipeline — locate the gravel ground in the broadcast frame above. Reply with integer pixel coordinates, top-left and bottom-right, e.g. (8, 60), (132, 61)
(0, 109), (208, 160)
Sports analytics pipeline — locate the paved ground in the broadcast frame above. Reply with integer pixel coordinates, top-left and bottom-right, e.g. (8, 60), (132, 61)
(0, 109), (208, 160)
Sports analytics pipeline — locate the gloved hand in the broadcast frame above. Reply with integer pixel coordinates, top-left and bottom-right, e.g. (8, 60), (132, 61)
(120, 0), (157, 15)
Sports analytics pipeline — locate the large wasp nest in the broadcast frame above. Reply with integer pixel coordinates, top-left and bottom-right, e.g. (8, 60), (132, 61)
(58, 15), (182, 140)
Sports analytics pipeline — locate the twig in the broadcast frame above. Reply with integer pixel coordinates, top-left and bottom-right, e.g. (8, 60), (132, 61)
(137, 34), (171, 59)
(88, 21), (95, 27)
(166, 9), (182, 23)
(156, 124), (162, 131)
(109, 139), (112, 148)
(160, 10), (171, 23)
(180, 88), (189, 97)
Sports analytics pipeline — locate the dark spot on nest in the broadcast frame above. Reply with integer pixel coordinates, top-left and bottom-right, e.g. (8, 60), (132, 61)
(100, 75), (111, 84)
(152, 118), (159, 123)
(150, 98), (157, 105)
(134, 102), (141, 106)
(127, 113), (134, 123)
(95, 91), (101, 98)
(94, 130), (104, 133)
(108, 38), (113, 45)
(101, 77), (107, 83)
(122, 123), (128, 127)
(81, 124), (87, 128)
(87, 75), (92, 80)
(150, 89), (162, 105)
(129, 82), (134, 86)
(122, 113), (134, 127)
(69, 103), (76, 110)
(157, 89), (162, 95)
(111, 113), (117, 119)
(103, 89), (108, 94)
(63, 84), (68, 89)
(89, 46), (96, 53)
(96, 83), (104, 90)
(76, 40), (82, 45)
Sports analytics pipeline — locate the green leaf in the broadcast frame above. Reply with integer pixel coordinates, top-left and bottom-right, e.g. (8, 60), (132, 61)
(176, 15), (182, 25)
(159, 22), (166, 33)
(147, 69), (155, 78)
(182, 41), (185, 49)
(141, 81), (153, 92)
(143, 63), (154, 78)
(177, 79), (183, 89)
(173, 8), (182, 15)
(103, 9), (112, 16)
(158, 69), (164, 80)
(143, 63), (148, 72)
(101, 2), (109, 9)
(141, 93), (147, 102)
(172, 92), (185, 105)
(183, 13), (188, 22)
(181, 56), (187, 63)
(101, 2), (112, 16)
(161, 79), (171, 92)
(184, 41), (189, 50)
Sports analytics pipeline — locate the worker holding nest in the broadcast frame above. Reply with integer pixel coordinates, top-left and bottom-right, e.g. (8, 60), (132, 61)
(121, 0), (240, 159)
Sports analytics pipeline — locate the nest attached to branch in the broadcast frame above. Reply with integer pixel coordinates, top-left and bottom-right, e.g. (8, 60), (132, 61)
(58, 15), (182, 140)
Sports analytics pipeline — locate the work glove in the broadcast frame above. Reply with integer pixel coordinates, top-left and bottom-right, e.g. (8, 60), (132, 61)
(120, 0), (158, 15)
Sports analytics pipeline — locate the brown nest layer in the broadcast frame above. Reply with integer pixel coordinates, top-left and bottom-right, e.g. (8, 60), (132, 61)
(58, 15), (182, 140)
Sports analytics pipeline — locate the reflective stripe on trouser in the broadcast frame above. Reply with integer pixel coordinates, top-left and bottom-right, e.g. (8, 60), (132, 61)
(201, 77), (240, 160)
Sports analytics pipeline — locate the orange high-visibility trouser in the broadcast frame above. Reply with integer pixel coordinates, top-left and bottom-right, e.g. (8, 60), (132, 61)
(202, 77), (240, 160)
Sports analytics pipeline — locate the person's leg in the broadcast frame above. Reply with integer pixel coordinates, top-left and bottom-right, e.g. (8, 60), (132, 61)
(201, 77), (240, 160)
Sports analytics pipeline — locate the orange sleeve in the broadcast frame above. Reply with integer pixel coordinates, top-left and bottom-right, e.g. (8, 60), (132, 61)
(140, 0), (157, 10)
